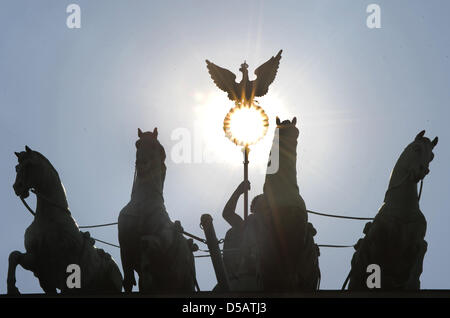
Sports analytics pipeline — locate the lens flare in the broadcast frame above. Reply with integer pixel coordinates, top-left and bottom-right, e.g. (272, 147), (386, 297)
(223, 103), (269, 146)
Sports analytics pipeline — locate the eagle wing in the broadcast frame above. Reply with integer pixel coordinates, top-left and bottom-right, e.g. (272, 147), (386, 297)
(206, 60), (238, 101)
(252, 50), (282, 97)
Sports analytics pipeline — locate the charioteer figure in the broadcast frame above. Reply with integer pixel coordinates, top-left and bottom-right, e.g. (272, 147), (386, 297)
(222, 180), (268, 290)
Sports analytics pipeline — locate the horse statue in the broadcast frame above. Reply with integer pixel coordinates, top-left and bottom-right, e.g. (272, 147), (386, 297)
(222, 117), (321, 292)
(344, 130), (438, 291)
(118, 128), (196, 293)
(8, 146), (123, 295)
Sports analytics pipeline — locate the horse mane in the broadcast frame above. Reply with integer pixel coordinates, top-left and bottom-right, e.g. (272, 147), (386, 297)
(32, 151), (61, 181)
(132, 134), (167, 197)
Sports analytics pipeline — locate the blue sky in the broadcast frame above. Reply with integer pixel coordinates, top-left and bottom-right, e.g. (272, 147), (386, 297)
(0, 0), (449, 293)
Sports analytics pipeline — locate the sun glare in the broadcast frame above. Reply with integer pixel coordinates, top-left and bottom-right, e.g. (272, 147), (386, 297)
(224, 104), (268, 147)
(193, 90), (289, 170)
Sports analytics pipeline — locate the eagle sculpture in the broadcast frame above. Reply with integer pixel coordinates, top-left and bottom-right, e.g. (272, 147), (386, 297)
(206, 50), (282, 105)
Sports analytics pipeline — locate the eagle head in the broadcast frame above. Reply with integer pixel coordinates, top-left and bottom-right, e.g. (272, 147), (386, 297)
(239, 61), (249, 74)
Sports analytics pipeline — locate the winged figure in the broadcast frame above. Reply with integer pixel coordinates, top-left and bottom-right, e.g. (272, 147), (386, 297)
(206, 50), (282, 105)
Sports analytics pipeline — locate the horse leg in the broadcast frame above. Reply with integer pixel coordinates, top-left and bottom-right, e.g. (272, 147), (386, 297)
(120, 246), (136, 293)
(7, 251), (36, 295)
(139, 235), (157, 293)
(139, 230), (174, 293)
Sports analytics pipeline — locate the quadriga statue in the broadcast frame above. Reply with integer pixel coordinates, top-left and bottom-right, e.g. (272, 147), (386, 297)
(8, 146), (123, 294)
(118, 128), (197, 293)
(344, 131), (438, 290)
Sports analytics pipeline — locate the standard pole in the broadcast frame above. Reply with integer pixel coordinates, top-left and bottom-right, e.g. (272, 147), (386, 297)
(243, 145), (249, 221)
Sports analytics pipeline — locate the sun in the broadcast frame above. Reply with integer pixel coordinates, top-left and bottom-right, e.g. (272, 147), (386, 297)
(223, 103), (269, 147)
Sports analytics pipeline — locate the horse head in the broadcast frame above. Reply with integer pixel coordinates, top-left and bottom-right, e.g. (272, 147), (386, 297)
(410, 130), (438, 182)
(135, 128), (167, 191)
(13, 146), (58, 199)
(275, 116), (299, 140)
(396, 130), (438, 184)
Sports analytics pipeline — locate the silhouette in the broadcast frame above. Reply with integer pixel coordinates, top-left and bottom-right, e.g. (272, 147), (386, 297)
(258, 117), (321, 291)
(221, 180), (266, 290)
(206, 50), (282, 105)
(118, 128), (196, 293)
(8, 146), (122, 295)
(221, 117), (321, 292)
(344, 131), (438, 290)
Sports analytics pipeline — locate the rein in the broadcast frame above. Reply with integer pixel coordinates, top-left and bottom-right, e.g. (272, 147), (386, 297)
(384, 170), (424, 203)
(20, 197), (35, 216)
(20, 188), (71, 216)
(418, 179), (424, 201)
